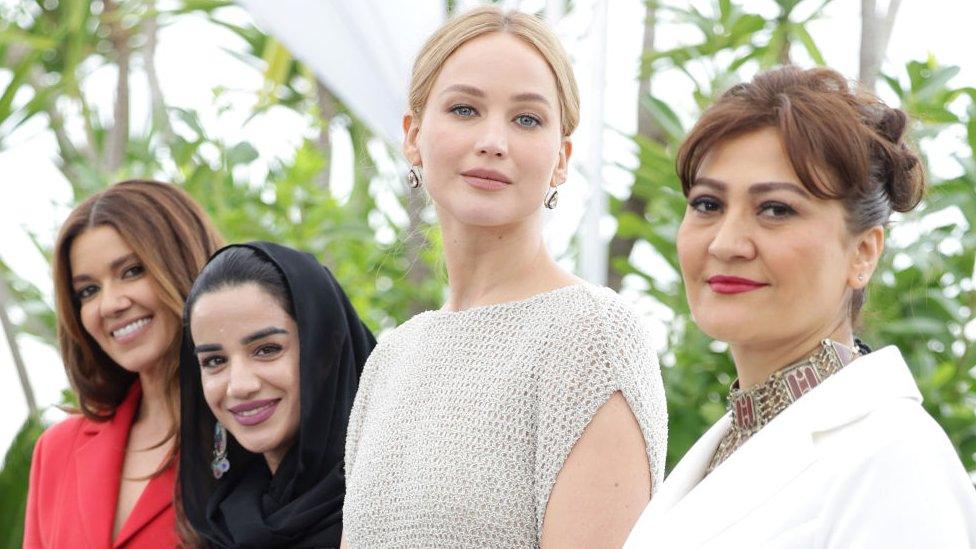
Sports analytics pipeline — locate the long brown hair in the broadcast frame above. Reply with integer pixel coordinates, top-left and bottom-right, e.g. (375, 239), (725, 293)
(52, 180), (223, 472)
(677, 66), (926, 321)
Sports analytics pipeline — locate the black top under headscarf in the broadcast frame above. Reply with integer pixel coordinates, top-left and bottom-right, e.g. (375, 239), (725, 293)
(179, 242), (376, 548)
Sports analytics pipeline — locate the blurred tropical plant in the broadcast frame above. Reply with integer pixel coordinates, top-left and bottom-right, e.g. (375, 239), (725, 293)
(614, 0), (975, 471)
(866, 58), (976, 469)
(0, 2), (974, 547)
(0, 1), (442, 545)
(0, 415), (44, 548)
(0, 0), (444, 337)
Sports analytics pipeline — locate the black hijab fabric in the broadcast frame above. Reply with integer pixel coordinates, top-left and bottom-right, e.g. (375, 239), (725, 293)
(179, 242), (375, 548)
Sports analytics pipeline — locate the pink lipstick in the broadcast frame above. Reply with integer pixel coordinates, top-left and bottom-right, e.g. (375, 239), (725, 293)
(707, 275), (768, 295)
(228, 398), (280, 426)
(461, 168), (511, 191)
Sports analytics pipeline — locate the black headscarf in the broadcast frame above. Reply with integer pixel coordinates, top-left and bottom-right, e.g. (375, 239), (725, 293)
(179, 242), (375, 548)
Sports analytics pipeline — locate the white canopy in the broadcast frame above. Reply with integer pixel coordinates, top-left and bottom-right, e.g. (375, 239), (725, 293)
(236, 0), (611, 284)
(237, 0), (446, 145)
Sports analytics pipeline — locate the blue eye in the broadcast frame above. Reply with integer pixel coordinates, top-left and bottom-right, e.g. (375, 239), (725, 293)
(689, 196), (722, 214)
(450, 105), (477, 118)
(759, 201), (796, 218)
(514, 114), (541, 128)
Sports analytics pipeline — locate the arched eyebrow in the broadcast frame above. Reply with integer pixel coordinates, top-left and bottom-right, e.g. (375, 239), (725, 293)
(241, 326), (289, 345)
(194, 343), (222, 353)
(71, 253), (139, 284)
(691, 177), (726, 192)
(193, 326), (289, 354)
(440, 84), (552, 108)
(749, 182), (811, 197)
(692, 177), (811, 197)
(511, 92), (551, 107)
(441, 84), (485, 98)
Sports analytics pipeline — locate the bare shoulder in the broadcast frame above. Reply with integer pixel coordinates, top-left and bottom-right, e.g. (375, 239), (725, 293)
(541, 391), (651, 548)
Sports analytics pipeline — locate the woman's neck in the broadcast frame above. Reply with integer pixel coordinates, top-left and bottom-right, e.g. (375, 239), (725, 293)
(135, 365), (172, 433)
(729, 319), (855, 389)
(438, 211), (579, 312)
(265, 447), (288, 475)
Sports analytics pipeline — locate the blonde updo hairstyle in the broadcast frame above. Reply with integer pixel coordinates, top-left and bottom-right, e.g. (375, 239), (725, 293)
(408, 6), (580, 137)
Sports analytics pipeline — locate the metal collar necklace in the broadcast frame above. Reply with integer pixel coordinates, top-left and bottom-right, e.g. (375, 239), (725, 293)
(705, 339), (863, 475)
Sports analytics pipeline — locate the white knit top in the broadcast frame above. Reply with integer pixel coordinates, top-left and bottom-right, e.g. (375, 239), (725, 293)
(343, 283), (668, 548)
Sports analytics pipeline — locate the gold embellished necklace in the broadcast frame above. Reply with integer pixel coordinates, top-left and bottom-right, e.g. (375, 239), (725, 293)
(705, 339), (861, 475)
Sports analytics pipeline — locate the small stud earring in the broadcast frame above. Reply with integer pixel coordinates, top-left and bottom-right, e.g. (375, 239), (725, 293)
(406, 165), (424, 189)
(857, 274), (865, 282)
(544, 187), (559, 209)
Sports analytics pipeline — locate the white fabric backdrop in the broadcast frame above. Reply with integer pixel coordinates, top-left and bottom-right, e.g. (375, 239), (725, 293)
(237, 0), (446, 145)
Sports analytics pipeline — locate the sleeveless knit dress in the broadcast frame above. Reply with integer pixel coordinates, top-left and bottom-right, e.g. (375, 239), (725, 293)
(343, 284), (668, 548)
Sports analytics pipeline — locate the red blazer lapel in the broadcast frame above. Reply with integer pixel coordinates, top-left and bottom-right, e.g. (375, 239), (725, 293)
(74, 382), (142, 547)
(112, 462), (175, 547)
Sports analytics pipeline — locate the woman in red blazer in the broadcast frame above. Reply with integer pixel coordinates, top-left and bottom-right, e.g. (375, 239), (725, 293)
(24, 180), (223, 548)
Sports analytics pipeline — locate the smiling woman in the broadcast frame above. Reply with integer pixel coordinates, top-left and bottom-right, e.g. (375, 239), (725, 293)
(178, 242), (375, 548)
(24, 180), (223, 548)
(190, 257), (301, 474)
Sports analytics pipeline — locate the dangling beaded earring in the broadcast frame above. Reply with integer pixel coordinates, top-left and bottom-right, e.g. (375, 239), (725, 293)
(211, 421), (230, 479)
(544, 187), (559, 209)
(406, 165), (424, 189)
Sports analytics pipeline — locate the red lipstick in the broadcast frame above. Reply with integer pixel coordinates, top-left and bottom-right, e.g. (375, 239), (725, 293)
(707, 275), (768, 295)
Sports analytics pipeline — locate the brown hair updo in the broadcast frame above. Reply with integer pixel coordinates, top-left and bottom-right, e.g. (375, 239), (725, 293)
(677, 66), (926, 320)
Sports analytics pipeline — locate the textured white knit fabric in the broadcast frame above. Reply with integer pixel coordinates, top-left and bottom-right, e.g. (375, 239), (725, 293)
(343, 283), (668, 548)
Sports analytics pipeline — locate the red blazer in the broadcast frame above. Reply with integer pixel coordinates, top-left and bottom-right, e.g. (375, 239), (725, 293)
(24, 382), (178, 548)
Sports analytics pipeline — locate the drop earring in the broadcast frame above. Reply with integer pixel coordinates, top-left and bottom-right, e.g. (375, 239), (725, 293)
(544, 187), (559, 209)
(212, 421), (230, 479)
(407, 165), (424, 189)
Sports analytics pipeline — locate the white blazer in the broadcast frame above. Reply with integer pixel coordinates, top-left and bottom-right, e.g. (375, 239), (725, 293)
(625, 346), (976, 548)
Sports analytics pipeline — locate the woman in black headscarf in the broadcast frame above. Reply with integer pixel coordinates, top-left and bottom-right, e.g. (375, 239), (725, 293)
(178, 242), (375, 548)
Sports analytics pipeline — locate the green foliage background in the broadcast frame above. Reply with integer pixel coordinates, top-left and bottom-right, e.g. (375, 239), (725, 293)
(0, 0), (973, 545)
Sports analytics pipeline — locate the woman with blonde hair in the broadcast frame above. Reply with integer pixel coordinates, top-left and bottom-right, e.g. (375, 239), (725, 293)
(625, 66), (976, 547)
(25, 180), (223, 547)
(342, 7), (667, 548)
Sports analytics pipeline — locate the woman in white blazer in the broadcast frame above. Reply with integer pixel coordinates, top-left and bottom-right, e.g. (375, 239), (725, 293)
(625, 66), (976, 548)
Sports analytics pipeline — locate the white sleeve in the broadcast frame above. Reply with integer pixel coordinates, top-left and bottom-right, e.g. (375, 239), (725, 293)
(822, 406), (976, 548)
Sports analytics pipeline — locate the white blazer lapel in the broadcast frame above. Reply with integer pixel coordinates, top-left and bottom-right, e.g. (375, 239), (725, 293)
(627, 346), (925, 548)
(636, 415), (731, 525)
(625, 415), (730, 547)
(628, 402), (819, 547)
